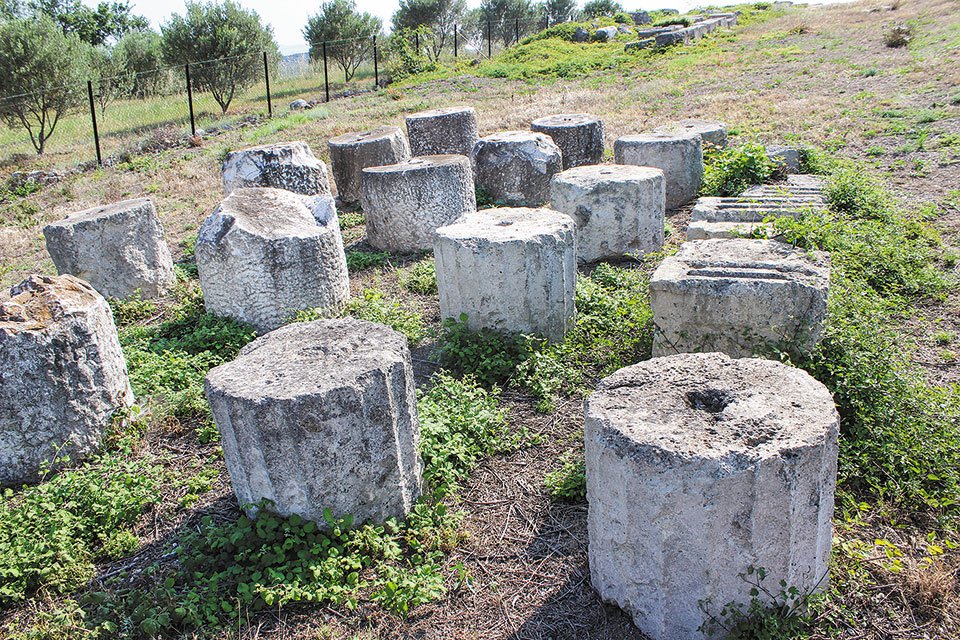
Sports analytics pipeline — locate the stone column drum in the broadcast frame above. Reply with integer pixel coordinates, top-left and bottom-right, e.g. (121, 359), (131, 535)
(653, 119), (728, 149)
(531, 114), (604, 169)
(222, 141), (331, 196)
(586, 352), (839, 640)
(0, 274), (133, 486)
(205, 318), (423, 525)
(434, 207), (576, 342)
(361, 155), (476, 252)
(328, 126), (411, 206)
(43, 198), (175, 299)
(471, 131), (562, 206)
(614, 132), (704, 210)
(195, 188), (350, 333)
(405, 106), (479, 157)
(550, 164), (665, 263)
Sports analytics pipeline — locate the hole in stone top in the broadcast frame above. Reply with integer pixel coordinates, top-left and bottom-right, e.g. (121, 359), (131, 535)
(497, 221), (514, 226)
(685, 389), (732, 414)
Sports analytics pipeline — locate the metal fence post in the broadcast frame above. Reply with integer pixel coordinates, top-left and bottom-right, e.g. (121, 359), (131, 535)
(86, 80), (102, 166)
(185, 63), (196, 137)
(322, 41), (330, 102)
(373, 36), (379, 89)
(415, 31), (420, 53)
(263, 51), (273, 118)
(487, 19), (492, 58)
(515, 17), (520, 44)
(454, 24), (458, 58)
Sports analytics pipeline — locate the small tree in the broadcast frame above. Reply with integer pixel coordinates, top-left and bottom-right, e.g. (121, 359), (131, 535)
(480, 0), (536, 47)
(89, 45), (133, 112)
(303, 0), (383, 82)
(582, 0), (623, 18)
(392, 0), (467, 61)
(27, 0), (149, 46)
(114, 30), (170, 98)
(161, 1), (278, 114)
(540, 0), (576, 24)
(0, 16), (88, 154)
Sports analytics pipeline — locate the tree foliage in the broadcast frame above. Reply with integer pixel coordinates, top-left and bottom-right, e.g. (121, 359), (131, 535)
(479, 0), (537, 46)
(392, 0), (467, 61)
(303, 0), (382, 82)
(582, 0), (624, 18)
(89, 44), (133, 112)
(114, 30), (170, 98)
(541, 0), (577, 24)
(26, 0), (149, 46)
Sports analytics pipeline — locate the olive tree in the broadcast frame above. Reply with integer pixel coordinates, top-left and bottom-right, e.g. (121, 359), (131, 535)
(392, 0), (467, 61)
(114, 30), (170, 98)
(582, 0), (623, 18)
(303, 0), (382, 82)
(90, 45), (134, 113)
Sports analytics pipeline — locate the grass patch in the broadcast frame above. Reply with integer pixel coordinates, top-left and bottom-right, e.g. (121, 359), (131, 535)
(347, 288), (427, 344)
(346, 249), (391, 273)
(399, 258), (438, 295)
(544, 450), (586, 502)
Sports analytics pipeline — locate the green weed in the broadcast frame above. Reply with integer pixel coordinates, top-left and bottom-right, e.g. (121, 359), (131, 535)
(346, 249), (391, 272)
(399, 258), (438, 295)
(543, 450), (586, 502)
(701, 143), (778, 197)
(346, 288), (427, 345)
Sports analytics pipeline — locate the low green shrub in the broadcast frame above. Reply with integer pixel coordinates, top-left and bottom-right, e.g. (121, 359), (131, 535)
(701, 143), (777, 196)
(654, 16), (691, 27)
(346, 250), (391, 272)
(399, 258), (438, 295)
(436, 315), (535, 387)
(544, 450), (586, 502)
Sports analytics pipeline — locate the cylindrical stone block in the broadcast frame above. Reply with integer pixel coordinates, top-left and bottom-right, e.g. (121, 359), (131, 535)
(586, 352), (839, 640)
(653, 119), (728, 149)
(361, 155), (476, 252)
(196, 187), (350, 333)
(328, 126), (411, 206)
(221, 141), (331, 196)
(405, 106), (479, 157)
(43, 198), (175, 299)
(471, 131), (563, 207)
(434, 207), (576, 342)
(531, 113), (604, 169)
(614, 132), (704, 210)
(205, 318), (423, 525)
(0, 274), (133, 486)
(549, 164), (665, 263)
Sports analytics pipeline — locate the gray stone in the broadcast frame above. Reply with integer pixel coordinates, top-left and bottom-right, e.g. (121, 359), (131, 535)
(630, 10), (651, 24)
(686, 220), (778, 241)
(573, 27), (590, 42)
(196, 188), (350, 333)
(549, 164), (665, 263)
(655, 30), (684, 46)
(586, 352), (838, 640)
(653, 119), (729, 149)
(361, 154), (476, 252)
(289, 99), (310, 110)
(0, 274), (133, 486)
(650, 239), (830, 358)
(472, 131), (563, 207)
(690, 196), (826, 223)
(222, 141), (330, 196)
(328, 126), (411, 206)
(625, 38), (655, 51)
(614, 132), (704, 209)
(205, 318), (423, 525)
(531, 113), (605, 169)
(434, 207), (576, 342)
(596, 26), (619, 41)
(405, 106), (479, 157)
(768, 145), (801, 173)
(43, 198), (175, 300)
(617, 24), (633, 34)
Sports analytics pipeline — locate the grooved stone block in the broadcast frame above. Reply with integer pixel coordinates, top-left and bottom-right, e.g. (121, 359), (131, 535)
(653, 119), (728, 149)
(768, 145), (801, 173)
(43, 198), (175, 299)
(0, 274), (133, 486)
(434, 207), (576, 341)
(205, 318), (423, 525)
(586, 352), (838, 640)
(328, 126), (411, 206)
(196, 188), (350, 333)
(650, 239), (830, 358)
(405, 106), (479, 157)
(361, 155), (476, 252)
(222, 141), (331, 196)
(614, 133), (704, 209)
(531, 114), (605, 169)
(472, 131), (563, 206)
(690, 196), (826, 223)
(549, 164), (665, 263)
(686, 220), (777, 241)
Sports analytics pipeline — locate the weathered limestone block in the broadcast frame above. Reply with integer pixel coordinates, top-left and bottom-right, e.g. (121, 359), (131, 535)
(625, 38), (655, 51)
(686, 220), (777, 241)
(361, 155), (476, 252)
(43, 198), (175, 300)
(595, 26), (618, 41)
(531, 114), (605, 169)
(768, 145), (801, 173)
(405, 106), (479, 157)
(586, 352), (838, 640)
(472, 131), (563, 206)
(222, 141), (330, 196)
(0, 275), (133, 486)
(614, 132), (703, 209)
(630, 10), (651, 24)
(690, 196), (826, 223)
(650, 239), (830, 358)
(434, 207), (576, 341)
(196, 188), (349, 333)
(205, 318), (423, 525)
(549, 164), (665, 263)
(328, 126), (411, 206)
(653, 119), (728, 149)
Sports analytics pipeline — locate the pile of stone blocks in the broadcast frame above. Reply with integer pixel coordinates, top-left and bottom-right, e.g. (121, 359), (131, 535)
(624, 13), (738, 51)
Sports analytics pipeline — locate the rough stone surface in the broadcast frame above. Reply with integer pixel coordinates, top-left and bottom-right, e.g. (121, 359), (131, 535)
(531, 114), (605, 169)
(653, 119), (728, 149)
(434, 207), (576, 341)
(405, 106), (479, 157)
(361, 155), (476, 252)
(686, 220), (778, 241)
(614, 132), (704, 209)
(196, 188), (350, 333)
(328, 126), (411, 206)
(205, 318), (423, 525)
(630, 10), (651, 24)
(0, 275), (133, 486)
(573, 26), (590, 42)
(650, 239), (830, 358)
(691, 195), (826, 223)
(586, 352), (838, 640)
(768, 145), (801, 173)
(222, 141), (330, 196)
(549, 164), (665, 263)
(43, 198), (175, 300)
(596, 26), (618, 41)
(472, 131), (563, 206)
(289, 99), (309, 110)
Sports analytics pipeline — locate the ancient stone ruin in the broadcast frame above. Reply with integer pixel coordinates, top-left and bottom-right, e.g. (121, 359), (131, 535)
(531, 114), (605, 169)
(205, 318), (423, 525)
(195, 187), (350, 333)
(0, 274), (133, 486)
(405, 106), (479, 157)
(221, 141), (331, 196)
(624, 12), (738, 50)
(328, 126), (411, 206)
(43, 198), (175, 300)
(434, 207), (576, 342)
(768, 145), (802, 173)
(614, 132), (704, 209)
(653, 119), (729, 149)
(585, 352), (838, 640)
(472, 131), (563, 206)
